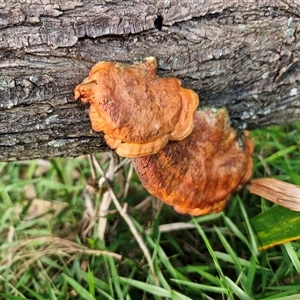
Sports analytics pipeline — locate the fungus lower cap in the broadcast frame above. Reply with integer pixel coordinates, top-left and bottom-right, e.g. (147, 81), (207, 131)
(74, 57), (199, 157)
(131, 108), (254, 216)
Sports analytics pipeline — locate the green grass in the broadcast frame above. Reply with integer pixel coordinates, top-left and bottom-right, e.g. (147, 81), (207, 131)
(0, 123), (300, 299)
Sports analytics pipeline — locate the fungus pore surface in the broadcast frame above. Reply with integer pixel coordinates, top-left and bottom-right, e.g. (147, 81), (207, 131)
(74, 57), (199, 157)
(131, 108), (254, 216)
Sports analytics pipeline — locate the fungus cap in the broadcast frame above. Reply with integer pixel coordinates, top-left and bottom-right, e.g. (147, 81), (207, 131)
(131, 108), (254, 216)
(74, 57), (199, 157)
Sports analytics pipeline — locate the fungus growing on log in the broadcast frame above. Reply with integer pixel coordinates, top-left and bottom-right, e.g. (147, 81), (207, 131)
(131, 108), (254, 216)
(75, 58), (300, 216)
(74, 57), (199, 158)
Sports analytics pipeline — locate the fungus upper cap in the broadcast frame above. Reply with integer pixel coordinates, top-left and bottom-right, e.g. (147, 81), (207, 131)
(74, 57), (199, 157)
(131, 108), (254, 216)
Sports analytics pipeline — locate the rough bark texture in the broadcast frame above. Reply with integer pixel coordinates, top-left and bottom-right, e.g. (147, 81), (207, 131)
(1, 0), (300, 161)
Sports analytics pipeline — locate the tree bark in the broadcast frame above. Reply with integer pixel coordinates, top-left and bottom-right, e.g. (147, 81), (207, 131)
(1, 0), (300, 161)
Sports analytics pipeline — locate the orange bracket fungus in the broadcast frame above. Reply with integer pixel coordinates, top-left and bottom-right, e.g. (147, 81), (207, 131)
(75, 57), (300, 216)
(74, 57), (199, 158)
(131, 108), (254, 216)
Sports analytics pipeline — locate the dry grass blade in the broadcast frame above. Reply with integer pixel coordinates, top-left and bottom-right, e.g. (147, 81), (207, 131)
(93, 155), (157, 283)
(145, 222), (197, 234)
(83, 154), (130, 241)
(123, 163), (134, 198)
(247, 178), (300, 211)
(80, 194), (98, 241)
(107, 184), (158, 283)
(94, 153), (115, 240)
(1, 236), (121, 276)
